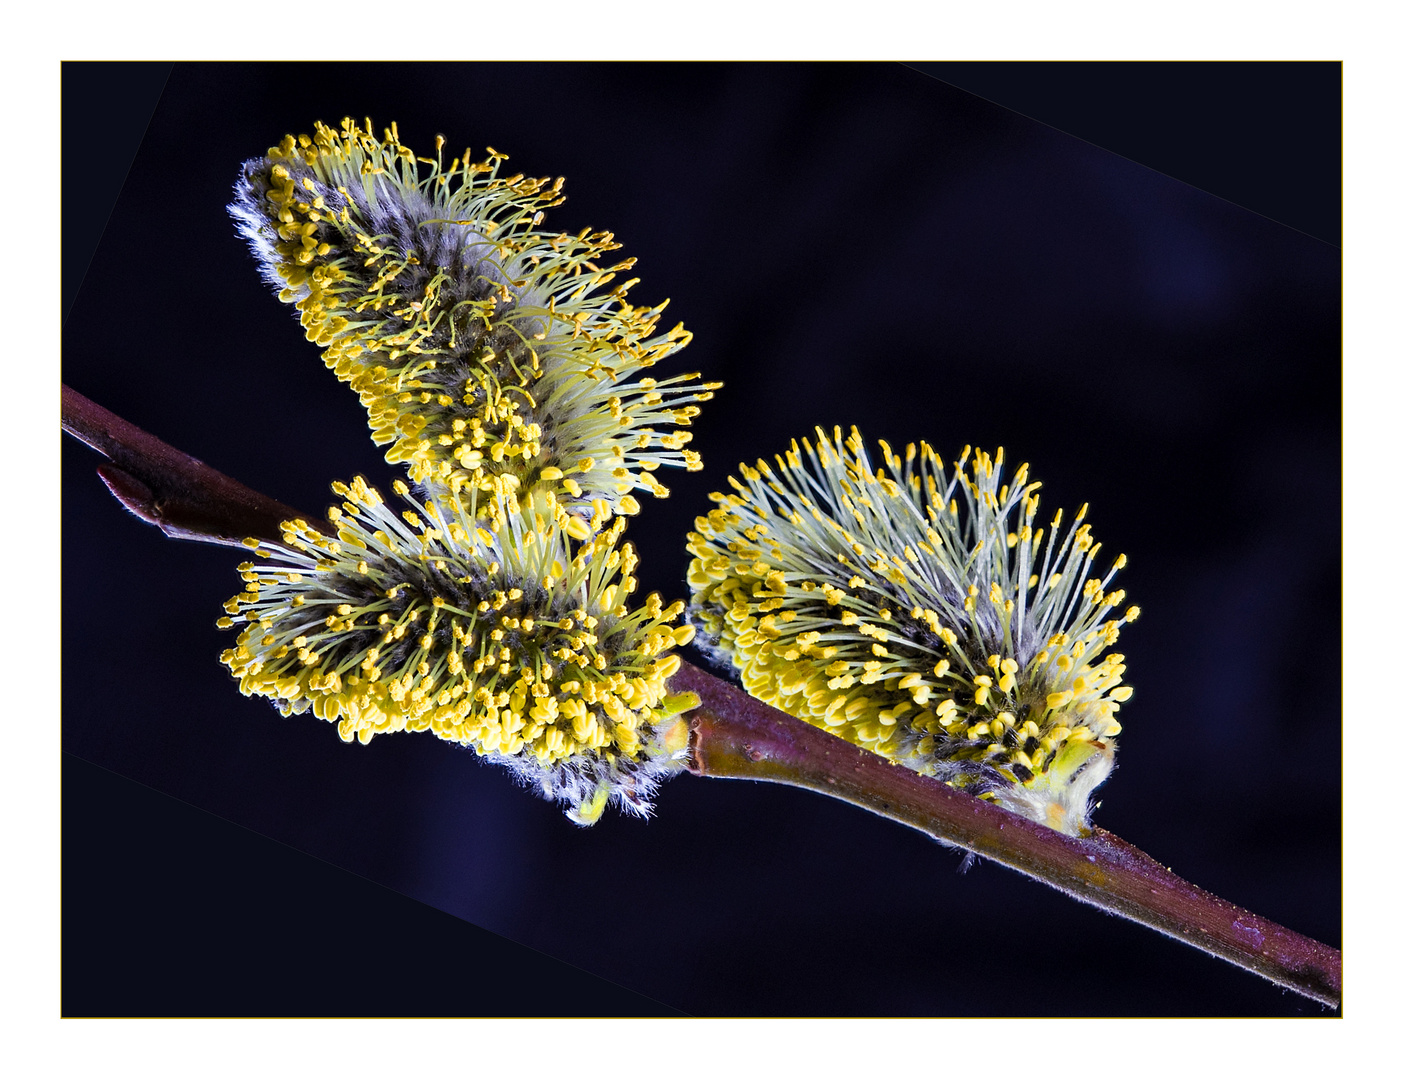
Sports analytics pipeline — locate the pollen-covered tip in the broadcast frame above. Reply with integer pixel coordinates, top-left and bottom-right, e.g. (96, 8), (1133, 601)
(686, 425), (1138, 836)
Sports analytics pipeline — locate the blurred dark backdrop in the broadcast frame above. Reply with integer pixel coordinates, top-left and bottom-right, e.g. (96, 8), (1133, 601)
(62, 62), (1340, 1016)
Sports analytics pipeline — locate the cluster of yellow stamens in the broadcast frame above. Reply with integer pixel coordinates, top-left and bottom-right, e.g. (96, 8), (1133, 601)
(219, 477), (697, 823)
(686, 426), (1140, 835)
(230, 117), (718, 525)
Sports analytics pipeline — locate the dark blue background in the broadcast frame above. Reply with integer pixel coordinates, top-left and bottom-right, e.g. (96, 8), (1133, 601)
(63, 62), (1340, 1016)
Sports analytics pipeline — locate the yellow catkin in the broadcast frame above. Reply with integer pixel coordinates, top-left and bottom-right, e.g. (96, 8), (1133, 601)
(232, 118), (719, 526)
(219, 477), (696, 823)
(686, 426), (1136, 836)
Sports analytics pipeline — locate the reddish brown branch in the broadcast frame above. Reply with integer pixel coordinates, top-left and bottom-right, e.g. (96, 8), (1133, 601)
(62, 384), (332, 547)
(669, 662), (1341, 1009)
(61, 385), (1342, 1009)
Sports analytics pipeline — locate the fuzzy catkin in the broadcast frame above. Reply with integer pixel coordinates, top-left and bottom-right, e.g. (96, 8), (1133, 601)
(221, 476), (697, 822)
(687, 427), (1138, 835)
(230, 117), (718, 527)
